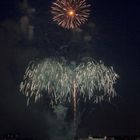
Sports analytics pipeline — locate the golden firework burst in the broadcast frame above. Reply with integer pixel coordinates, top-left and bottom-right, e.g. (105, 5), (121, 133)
(51, 0), (90, 29)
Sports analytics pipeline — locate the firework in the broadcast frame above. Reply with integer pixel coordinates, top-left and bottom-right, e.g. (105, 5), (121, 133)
(51, 0), (90, 29)
(20, 58), (119, 106)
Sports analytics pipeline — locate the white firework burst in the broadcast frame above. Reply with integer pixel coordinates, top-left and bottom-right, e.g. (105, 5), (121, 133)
(20, 58), (119, 106)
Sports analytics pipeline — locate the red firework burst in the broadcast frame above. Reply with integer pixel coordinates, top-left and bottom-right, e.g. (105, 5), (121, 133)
(51, 0), (90, 29)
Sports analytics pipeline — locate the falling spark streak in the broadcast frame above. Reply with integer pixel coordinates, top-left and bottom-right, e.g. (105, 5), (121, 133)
(51, 0), (90, 29)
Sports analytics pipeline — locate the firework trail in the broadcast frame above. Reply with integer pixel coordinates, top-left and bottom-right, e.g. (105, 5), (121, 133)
(51, 0), (90, 29)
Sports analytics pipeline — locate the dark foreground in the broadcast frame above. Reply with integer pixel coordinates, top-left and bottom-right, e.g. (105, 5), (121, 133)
(0, 134), (140, 140)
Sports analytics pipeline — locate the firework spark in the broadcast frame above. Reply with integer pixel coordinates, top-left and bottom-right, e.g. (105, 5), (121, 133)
(20, 58), (119, 106)
(51, 0), (90, 29)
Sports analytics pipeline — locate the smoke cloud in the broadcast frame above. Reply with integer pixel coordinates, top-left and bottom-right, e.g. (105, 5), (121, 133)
(46, 105), (76, 140)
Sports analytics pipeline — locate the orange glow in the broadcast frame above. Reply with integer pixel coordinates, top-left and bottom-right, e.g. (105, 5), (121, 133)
(68, 10), (75, 16)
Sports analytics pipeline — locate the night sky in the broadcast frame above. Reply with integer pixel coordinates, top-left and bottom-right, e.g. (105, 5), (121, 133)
(0, 0), (140, 138)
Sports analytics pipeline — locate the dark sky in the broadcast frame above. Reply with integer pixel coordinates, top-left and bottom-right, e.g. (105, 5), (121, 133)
(0, 0), (140, 138)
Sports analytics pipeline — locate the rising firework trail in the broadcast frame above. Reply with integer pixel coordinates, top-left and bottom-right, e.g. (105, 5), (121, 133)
(51, 0), (90, 29)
